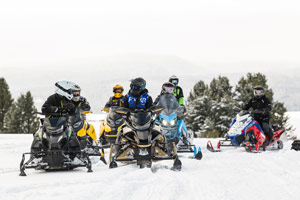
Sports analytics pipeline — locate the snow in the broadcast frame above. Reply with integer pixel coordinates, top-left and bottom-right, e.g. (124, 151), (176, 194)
(1, 112), (300, 200)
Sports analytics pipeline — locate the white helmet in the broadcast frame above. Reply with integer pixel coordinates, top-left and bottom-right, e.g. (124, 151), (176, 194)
(55, 80), (81, 101)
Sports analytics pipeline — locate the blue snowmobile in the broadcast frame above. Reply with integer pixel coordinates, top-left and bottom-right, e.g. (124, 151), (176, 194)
(156, 93), (202, 160)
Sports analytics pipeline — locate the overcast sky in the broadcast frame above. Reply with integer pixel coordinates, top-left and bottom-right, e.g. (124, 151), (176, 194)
(1, 0), (300, 68)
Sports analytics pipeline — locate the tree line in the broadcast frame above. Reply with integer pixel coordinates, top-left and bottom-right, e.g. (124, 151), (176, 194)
(185, 73), (292, 138)
(0, 77), (39, 133)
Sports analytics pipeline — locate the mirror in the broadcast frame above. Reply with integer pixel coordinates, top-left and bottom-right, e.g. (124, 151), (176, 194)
(114, 107), (129, 115)
(150, 105), (164, 113)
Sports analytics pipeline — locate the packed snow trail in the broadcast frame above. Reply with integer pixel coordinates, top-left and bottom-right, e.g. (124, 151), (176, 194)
(1, 134), (300, 200)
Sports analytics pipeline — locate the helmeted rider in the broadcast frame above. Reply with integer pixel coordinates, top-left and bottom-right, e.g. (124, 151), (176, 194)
(42, 80), (90, 116)
(242, 85), (273, 146)
(154, 82), (176, 105)
(123, 77), (153, 110)
(102, 84), (125, 112)
(169, 75), (184, 106)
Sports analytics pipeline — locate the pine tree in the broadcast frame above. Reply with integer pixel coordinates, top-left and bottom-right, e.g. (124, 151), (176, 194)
(202, 76), (235, 137)
(186, 76), (235, 137)
(0, 78), (14, 132)
(185, 80), (210, 136)
(5, 91), (39, 133)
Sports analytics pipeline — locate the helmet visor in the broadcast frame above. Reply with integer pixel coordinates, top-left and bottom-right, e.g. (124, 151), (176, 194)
(171, 79), (178, 85)
(164, 86), (174, 94)
(254, 90), (264, 96)
(131, 85), (145, 91)
(114, 89), (123, 93)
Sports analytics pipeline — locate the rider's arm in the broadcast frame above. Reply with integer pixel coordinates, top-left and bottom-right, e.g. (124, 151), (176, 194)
(145, 96), (153, 109)
(242, 98), (253, 111)
(79, 97), (91, 111)
(42, 94), (61, 113)
(177, 87), (184, 106)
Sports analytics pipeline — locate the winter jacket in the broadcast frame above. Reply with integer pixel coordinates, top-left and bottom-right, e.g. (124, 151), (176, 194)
(73, 97), (91, 111)
(103, 96), (125, 111)
(243, 95), (272, 122)
(123, 89), (153, 110)
(173, 86), (184, 106)
(42, 94), (90, 115)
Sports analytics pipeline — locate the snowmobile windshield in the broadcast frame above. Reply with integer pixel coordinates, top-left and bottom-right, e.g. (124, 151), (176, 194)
(107, 107), (124, 127)
(158, 94), (179, 116)
(129, 111), (152, 130)
(69, 108), (82, 125)
(43, 117), (67, 134)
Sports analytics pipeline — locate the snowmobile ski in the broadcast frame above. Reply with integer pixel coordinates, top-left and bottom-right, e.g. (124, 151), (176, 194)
(207, 140), (221, 152)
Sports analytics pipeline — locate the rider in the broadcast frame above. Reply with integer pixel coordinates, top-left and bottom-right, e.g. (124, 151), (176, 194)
(242, 85), (273, 146)
(42, 81), (84, 116)
(169, 75), (184, 106)
(154, 82), (176, 105)
(102, 84), (125, 111)
(123, 77), (153, 110)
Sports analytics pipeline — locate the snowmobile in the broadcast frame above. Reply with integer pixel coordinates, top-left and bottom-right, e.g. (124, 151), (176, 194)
(19, 110), (103, 176)
(109, 106), (182, 171)
(291, 140), (300, 151)
(156, 93), (202, 160)
(99, 106), (125, 148)
(207, 110), (285, 153)
(71, 108), (106, 163)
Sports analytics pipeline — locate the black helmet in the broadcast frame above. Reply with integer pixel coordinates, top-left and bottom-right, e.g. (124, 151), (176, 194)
(130, 77), (146, 96)
(253, 85), (264, 98)
(161, 82), (175, 94)
(169, 75), (179, 86)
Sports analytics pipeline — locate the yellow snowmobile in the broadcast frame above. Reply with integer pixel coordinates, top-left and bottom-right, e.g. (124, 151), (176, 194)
(71, 108), (106, 164)
(99, 106), (125, 148)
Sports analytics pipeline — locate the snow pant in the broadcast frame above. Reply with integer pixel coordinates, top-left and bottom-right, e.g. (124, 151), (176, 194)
(258, 120), (273, 141)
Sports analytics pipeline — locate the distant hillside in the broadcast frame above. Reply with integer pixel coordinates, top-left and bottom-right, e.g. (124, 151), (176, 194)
(1, 55), (299, 112)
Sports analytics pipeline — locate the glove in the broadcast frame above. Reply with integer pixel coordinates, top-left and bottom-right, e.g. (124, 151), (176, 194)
(65, 102), (75, 113)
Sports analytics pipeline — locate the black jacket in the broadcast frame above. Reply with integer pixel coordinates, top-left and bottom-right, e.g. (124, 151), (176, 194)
(42, 94), (90, 115)
(243, 95), (272, 122)
(104, 96), (125, 109)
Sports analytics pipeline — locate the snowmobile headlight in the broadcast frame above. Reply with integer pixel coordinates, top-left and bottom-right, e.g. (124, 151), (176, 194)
(73, 121), (82, 129)
(161, 119), (168, 126)
(170, 119), (176, 127)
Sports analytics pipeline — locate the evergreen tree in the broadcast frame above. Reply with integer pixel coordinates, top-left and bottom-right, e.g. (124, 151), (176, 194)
(0, 78), (14, 132)
(186, 76), (235, 137)
(5, 91), (39, 133)
(202, 76), (235, 137)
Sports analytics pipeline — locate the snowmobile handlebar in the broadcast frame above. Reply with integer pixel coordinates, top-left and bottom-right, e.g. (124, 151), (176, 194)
(35, 112), (71, 117)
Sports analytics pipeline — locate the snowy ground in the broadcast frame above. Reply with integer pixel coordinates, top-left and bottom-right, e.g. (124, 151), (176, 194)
(1, 113), (300, 200)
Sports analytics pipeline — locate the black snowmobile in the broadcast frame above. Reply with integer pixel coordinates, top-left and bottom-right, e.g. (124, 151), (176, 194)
(19, 112), (93, 176)
(99, 106), (125, 148)
(109, 106), (182, 171)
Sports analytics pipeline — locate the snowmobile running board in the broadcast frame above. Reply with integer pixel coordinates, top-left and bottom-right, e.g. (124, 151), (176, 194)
(19, 150), (93, 176)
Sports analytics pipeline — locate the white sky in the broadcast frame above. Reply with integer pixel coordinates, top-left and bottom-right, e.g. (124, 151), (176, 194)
(1, 0), (300, 67)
